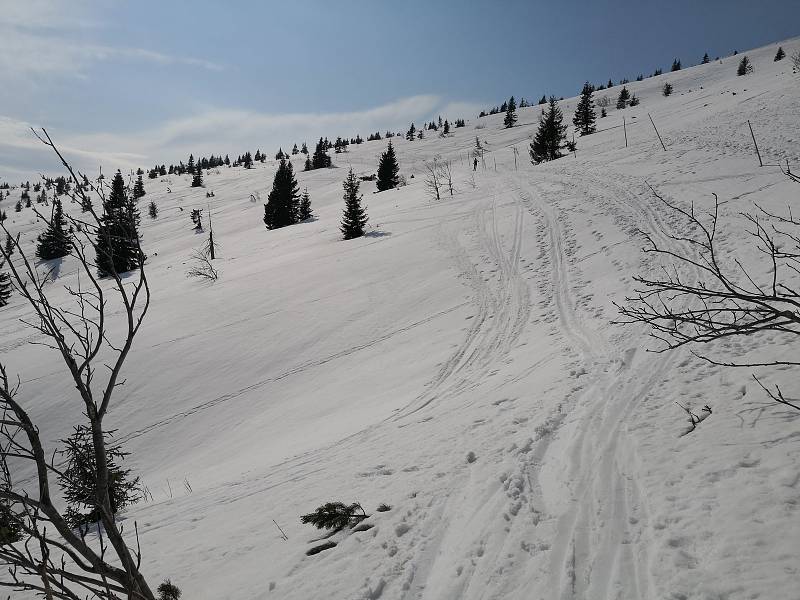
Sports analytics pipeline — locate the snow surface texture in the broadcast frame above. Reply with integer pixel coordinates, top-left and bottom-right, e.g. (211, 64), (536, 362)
(2, 38), (799, 600)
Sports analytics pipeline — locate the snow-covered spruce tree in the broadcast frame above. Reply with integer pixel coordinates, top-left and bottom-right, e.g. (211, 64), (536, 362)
(191, 166), (204, 187)
(148, 200), (158, 219)
(406, 122), (416, 141)
(572, 82), (596, 136)
(663, 82), (673, 96)
(616, 86), (630, 109)
(702, 52), (710, 64)
(95, 170), (142, 278)
(3, 233), (12, 258)
(629, 94), (640, 106)
(671, 58), (681, 71)
(298, 188), (313, 221)
(737, 55), (753, 76)
(529, 97), (567, 164)
(311, 138), (332, 169)
(133, 173), (146, 199)
(36, 198), (71, 260)
(340, 168), (368, 240)
(264, 158), (300, 230)
(774, 46), (785, 61)
(58, 426), (141, 528)
(503, 95), (518, 128)
(376, 140), (400, 192)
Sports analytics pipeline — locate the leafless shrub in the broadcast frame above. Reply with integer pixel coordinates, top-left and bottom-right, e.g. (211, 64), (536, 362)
(791, 49), (800, 72)
(614, 184), (800, 411)
(423, 159), (443, 201)
(186, 248), (218, 281)
(596, 95), (610, 108)
(439, 160), (455, 197)
(0, 129), (159, 599)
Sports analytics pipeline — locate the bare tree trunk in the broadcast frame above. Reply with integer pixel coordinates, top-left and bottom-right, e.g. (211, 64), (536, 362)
(0, 129), (158, 599)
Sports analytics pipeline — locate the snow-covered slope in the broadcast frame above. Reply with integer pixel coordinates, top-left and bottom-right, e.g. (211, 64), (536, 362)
(2, 37), (799, 599)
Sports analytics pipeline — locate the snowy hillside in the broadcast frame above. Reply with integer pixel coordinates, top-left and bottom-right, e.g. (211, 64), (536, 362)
(2, 37), (799, 599)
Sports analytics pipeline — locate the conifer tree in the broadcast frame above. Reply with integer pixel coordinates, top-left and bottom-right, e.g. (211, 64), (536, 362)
(304, 156), (312, 171)
(503, 96), (518, 128)
(774, 46), (785, 61)
(406, 122), (416, 141)
(737, 55), (753, 76)
(376, 141), (400, 192)
(629, 94), (640, 106)
(148, 201), (158, 219)
(59, 426), (140, 527)
(301, 142), (309, 155)
(311, 138), (332, 169)
(191, 167), (204, 188)
(529, 97), (567, 164)
(263, 158), (300, 229)
(601, 107), (607, 118)
(3, 233), (13, 258)
(0, 266), (10, 307)
(292, 143), (299, 155)
(616, 86), (630, 109)
(572, 82), (597, 136)
(14, 200), (21, 212)
(671, 58), (681, 71)
(36, 198), (71, 260)
(702, 52), (710, 64)
(736, 55), (753, 76)
(95, 170), (142, 277)
(538, 95), (547, 105)
(663, 82), (673, 96)
(443, 120), (450, 134)
(298, 188), (313, 221)
(190, 209), (203, 231)
(133, 173), (146, 199)
(187, 154), (195, 174)
(340, 168), (368, 240)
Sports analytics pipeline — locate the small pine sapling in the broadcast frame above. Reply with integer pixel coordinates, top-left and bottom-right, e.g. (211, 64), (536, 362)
(298, 188), (313, 221)
(300, 502), (367, 531)
(157, 580), (182, 600)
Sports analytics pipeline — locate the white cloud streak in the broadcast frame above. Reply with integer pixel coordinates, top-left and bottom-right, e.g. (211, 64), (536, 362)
(0, 95), (484, 180)
(0, 0), (224, 80)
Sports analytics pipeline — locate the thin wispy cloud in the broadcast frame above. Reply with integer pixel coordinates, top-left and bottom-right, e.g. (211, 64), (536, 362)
(0, 95), (484, 180)
(0, 0), (224, 81)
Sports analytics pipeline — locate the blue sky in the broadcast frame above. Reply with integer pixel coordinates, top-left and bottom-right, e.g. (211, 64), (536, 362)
(1, 0), (797, 180)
